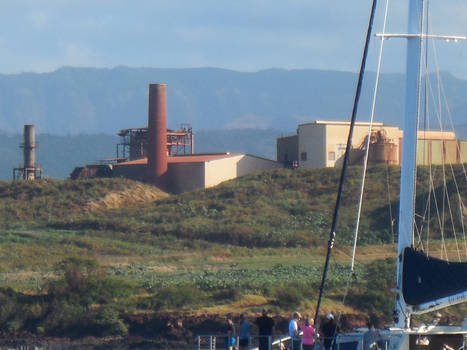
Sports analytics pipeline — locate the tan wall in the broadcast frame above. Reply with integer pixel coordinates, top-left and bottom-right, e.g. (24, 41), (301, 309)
(417, 140), (431, 165)
(205, 155), (281, 188)
(277, 135), (298, 163)
(168, 162), (205, 194)
(461, 141), (467, 163)
(237, 155), (282, 176)
(445, 141), (458, 164)
(417, 140), (467, 165)
(297, 122), (402, 168)
(325, 124), (402, 167)
(298, 124), (327, 168)
(204, 156), (241, 188)
(166, 155), (282, 193)
(283, 121), (464, 169)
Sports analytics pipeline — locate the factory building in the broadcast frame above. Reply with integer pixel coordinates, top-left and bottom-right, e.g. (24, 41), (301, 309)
(114, 153), (279, 194)
(277, 120), (466, 168)
(110, 83), (281, 193)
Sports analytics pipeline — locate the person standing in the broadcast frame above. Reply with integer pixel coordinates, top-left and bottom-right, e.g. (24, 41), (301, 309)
(288, 311), (301, 350)
(256, 309), (275, 350)
(239, 313), (251, 350)
(321, 313), (339, 350)
(301, 317), (316, 350)
(363, 315), (381, 350)
(225, 316), (236, 350)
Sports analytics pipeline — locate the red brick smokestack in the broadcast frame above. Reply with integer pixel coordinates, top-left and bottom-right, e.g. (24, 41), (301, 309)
(147, 83), (168, 189)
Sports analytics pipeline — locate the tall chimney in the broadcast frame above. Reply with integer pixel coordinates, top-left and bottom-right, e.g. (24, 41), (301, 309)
(147, 84), (168, 189)
(23, 124), (36, 180)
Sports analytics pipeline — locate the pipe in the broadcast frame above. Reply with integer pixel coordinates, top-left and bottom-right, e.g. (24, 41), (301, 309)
(23, 124), (36, 180)
(24, 124), (35, 169)
(147, 84), (168, 189)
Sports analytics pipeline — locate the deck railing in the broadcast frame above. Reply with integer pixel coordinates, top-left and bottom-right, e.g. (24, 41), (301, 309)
(196, 334), (293, 350)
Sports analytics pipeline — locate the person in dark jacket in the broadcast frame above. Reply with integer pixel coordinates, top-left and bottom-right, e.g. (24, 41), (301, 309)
(321, 313), (339, 350)
(225, 316), (236, 350)
(256, 309), (275, 350)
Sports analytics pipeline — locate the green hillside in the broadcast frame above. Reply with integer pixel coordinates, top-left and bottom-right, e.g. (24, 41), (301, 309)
(0, 165), (465, 340)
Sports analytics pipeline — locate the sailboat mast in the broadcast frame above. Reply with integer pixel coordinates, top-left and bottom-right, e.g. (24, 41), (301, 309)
(395, 0), (424, 329)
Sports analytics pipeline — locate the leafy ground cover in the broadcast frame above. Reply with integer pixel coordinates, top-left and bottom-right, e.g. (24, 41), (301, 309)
(0, 165), (464, 339)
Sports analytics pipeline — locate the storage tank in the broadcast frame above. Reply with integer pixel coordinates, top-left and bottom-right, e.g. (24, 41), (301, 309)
(369, 142), (398, 164)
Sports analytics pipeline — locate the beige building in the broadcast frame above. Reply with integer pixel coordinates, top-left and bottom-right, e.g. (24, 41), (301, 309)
(114, 153), (281, 194)
(277, 120), (466, 168)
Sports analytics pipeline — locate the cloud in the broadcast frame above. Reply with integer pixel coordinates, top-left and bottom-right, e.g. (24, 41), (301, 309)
(0, 0), (466, 77)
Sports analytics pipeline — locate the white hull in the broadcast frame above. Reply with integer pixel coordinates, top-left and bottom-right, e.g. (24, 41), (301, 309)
(337, 325), (467, 350)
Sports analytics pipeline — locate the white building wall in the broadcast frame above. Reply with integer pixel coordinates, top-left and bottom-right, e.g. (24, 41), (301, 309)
(204, 155), (242, 188)
(237, 155), (282, 176)
(296, 121), (402, 168)
(169, 162), (205, 194)
(169, 155), (281, 193)
(298, 123), (327, 168)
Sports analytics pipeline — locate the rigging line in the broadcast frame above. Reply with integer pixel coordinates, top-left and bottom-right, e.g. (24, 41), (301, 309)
(418, 0), (431, 248)
(412, 0), (426, 246)
(414, 220), (424, 250)
(443, 169), (462, 262)
(448, 162), (467, 258)
(349, 0), (390, 274)
(425, 50), (463, 262)
(313, 0), (378, 329)
(424, 66), (459, 260)
(433, 45), (448, 259)
(340, 0), (392, 318)
(421, 0), (430, 167)
(426, 13), (467, 183)
(416, 170), (435, 253)
(426, 177), (431, 255)
(428, 168), (449, 260)
(385, 163), (396, 247)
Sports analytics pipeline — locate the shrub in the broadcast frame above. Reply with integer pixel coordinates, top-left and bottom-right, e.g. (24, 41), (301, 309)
(153, 285), (203, 309)
(87, 306), (128, 337)
(273, 284), (303, 308)
(0, 289), (16, 325)
(6, 320), (22, 333)
(40, 300), (86, 335)
(212, 288), (242, 302)
(345, 258), (395, 321)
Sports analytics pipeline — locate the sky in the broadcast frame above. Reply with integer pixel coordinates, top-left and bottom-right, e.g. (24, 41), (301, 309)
(1, 0), (467, 78)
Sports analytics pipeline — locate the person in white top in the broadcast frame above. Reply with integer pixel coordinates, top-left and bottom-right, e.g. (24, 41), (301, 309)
(288, 311), (301, 350)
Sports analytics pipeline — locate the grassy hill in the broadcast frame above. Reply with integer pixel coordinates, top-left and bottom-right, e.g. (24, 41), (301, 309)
(0, 165), (465, 340)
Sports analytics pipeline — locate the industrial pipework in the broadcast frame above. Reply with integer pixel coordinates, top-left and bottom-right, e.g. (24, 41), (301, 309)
(13, 124), (42, 180)
(146, 84), (168, 189)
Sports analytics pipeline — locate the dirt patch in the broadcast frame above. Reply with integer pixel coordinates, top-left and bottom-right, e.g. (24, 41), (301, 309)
(84, 183), (168, 212)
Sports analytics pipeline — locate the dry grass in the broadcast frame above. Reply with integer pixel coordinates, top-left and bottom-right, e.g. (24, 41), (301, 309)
(84, 182), (169, 212)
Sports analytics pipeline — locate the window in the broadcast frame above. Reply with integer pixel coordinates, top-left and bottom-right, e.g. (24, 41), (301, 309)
(329, 151), (335, 161)
(301, 152), (307, 161)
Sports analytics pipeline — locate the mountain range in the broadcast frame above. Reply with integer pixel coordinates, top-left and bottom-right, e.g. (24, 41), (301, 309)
(1, 66), (466, 134)
(0, 67), (466, 179)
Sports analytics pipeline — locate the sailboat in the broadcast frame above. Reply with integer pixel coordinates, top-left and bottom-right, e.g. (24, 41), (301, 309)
(317, 0), (467, 350)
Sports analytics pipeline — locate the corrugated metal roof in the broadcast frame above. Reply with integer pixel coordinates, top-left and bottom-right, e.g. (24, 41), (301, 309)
(114, 153), (239, 167)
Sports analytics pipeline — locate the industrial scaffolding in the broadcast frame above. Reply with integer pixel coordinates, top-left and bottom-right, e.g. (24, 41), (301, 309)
(117, 124), (194, 161)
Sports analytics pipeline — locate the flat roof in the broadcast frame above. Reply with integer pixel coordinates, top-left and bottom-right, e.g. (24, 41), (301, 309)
(417, 130), (456, 140)
(114, 153), (240, 167)
(301, 120), (385, 127)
